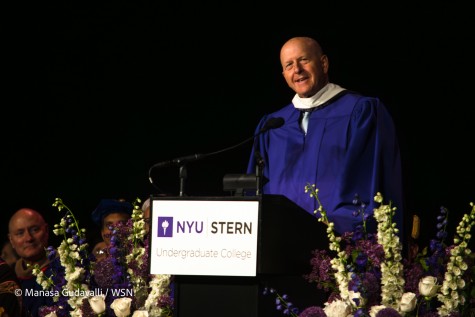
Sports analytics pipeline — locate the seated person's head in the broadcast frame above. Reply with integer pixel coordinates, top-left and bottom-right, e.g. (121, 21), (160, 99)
(141, 198), (151, 234)
(1, 240), (20, 267)
(8, 208), (49, 264)
(91, 199), (133, 246)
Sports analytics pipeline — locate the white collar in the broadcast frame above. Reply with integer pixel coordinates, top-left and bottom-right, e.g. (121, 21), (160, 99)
(292, 83), (346, 110)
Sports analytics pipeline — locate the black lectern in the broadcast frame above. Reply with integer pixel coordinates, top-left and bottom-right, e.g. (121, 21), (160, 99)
(153, 194), (329, 317)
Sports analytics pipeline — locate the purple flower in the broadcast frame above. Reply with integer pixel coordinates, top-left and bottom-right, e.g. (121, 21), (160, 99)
(304, 249), (336, 292)
(79, 298), (96, 317)
(39, 305), (60, 317)
(355, 253), (368, 268)
(298, 306), (325, 317)
(402, 260), (424, 294)
(93, 257), (116, 288)
(375, 307), (401, 316)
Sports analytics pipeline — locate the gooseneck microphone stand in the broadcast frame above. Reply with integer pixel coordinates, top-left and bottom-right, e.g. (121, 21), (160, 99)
(254, 151), (264, 196)
(178, 164), (187, 197)
(148, 117), (284, 197)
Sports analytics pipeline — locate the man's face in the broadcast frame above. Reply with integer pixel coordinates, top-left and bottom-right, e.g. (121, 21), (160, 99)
(8, 209), (49, 263)
(101, 212), (130, 245)
(280, 39), (328, 98)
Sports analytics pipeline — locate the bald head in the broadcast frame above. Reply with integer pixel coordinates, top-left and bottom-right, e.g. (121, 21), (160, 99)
(280, 37), (324, 62)
(8, 208), (49, 263)
(9, 208), (46, 231)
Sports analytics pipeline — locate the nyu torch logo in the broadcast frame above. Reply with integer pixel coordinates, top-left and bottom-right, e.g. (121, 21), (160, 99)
(157, 217), (173, 237)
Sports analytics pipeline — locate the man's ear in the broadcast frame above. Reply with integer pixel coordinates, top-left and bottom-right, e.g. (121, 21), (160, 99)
(321, 54), (329, 73)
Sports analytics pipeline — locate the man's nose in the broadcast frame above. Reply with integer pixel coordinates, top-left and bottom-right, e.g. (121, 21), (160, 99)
(293, 63), (302, 73)
(24, 230), (34, 240)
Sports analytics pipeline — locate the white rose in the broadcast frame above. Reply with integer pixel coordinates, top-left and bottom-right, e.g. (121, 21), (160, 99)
(323, 299), (352, 317)
(44, 313), (58, 317)
(88, 294), (106, 314)
(399, 292), (417, 313)
(132, 310), (149, 317)
(418, 276), (439, 297)
(110, 297), (133, 317)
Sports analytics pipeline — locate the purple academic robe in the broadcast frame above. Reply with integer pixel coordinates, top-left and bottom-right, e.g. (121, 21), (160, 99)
(247, 90), (404, 237)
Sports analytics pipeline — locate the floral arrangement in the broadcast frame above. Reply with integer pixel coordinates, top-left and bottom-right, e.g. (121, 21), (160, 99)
(32, 198), (174, 317)
(266, 185), (475, 317)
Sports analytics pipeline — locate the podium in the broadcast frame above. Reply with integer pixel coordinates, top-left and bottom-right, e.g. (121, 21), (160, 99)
(150, 194), (329, 317)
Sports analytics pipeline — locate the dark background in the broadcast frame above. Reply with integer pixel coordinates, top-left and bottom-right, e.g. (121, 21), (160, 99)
(3, 3), (474, 249)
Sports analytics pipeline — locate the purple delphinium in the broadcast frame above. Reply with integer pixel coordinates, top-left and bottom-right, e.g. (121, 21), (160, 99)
(108, 225), (133, 290)
(92, 224), (140, 316)
(281, 294), (299, 315)
(348, 272), (380, 308)
(338, 224), (384, 311)
(94, 212), (155, 314)
(263, 287), (300, 316)
(423, 206), (450, 280)
(298, 306), (326, 317)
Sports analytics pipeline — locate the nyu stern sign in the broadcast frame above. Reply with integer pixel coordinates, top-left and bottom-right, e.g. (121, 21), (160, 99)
(150, 198), (259, 276)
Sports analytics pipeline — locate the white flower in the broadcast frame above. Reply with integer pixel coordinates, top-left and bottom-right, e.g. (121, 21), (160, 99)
(348, 290), (365, 307)
(132, 310), (149, 317)
(70, 310), (82, 317)
(145, 274), (172, 312)
(418, 276), (439, 297)
(44, 312), (58, 317)
(399, 292), (417, 313)
(369, 305), (387, 317)
(323, 299), (352, 317)
(88, 294), (106, 314)
(437, 202), (475, 316)
(373, 195), (405, 308)
(110, 297), (133, 317)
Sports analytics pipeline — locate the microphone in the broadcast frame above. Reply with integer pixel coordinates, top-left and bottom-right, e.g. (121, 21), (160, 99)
(258, 117), (284, 133)
(149, 117), (285, 171)
(252, 118), (284, 195)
